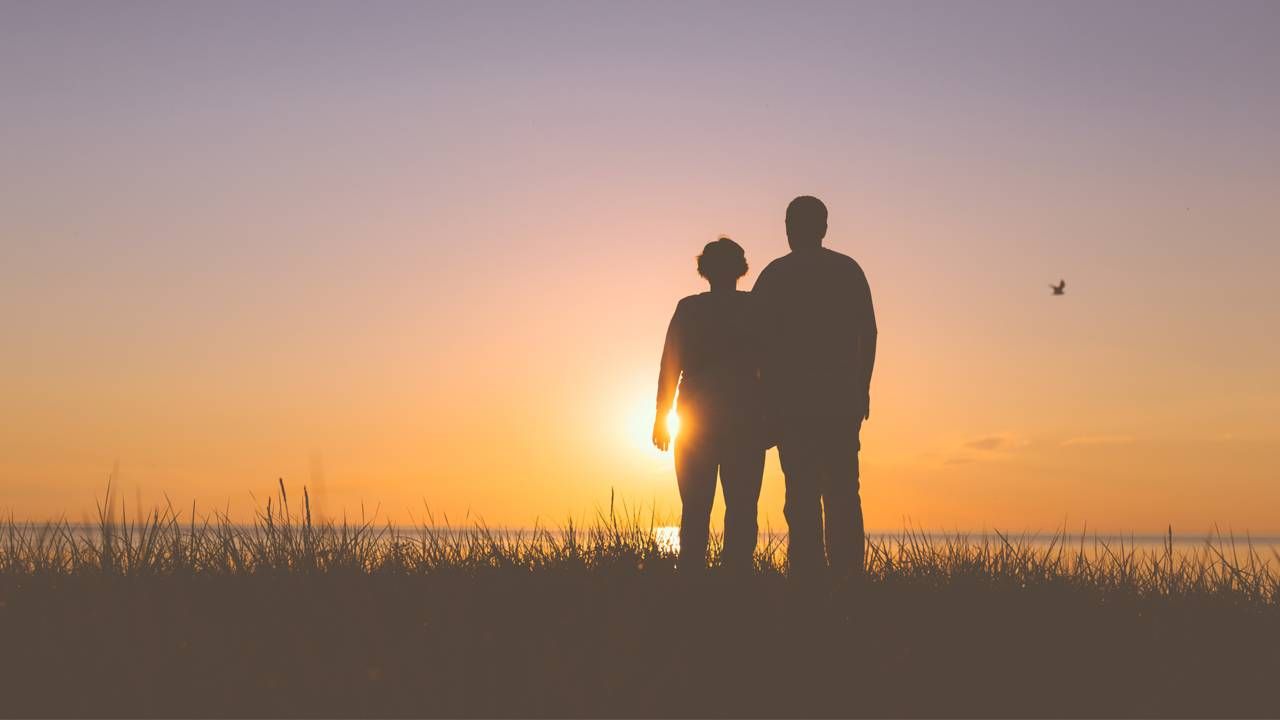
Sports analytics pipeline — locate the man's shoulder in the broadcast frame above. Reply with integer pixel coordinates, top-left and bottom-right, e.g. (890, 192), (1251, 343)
(751, 256), (787, 291)
(757, 254), (789, 276)
(820, 247), (870, 280)
(820, 246), (861, 267)
(756, 247), (869, 285)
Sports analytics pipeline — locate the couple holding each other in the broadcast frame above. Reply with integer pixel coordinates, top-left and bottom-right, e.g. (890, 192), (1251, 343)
(653, 196), (877, 577)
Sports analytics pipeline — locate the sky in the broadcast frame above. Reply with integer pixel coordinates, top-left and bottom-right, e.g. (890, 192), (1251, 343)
(2, 0), (1278, 532)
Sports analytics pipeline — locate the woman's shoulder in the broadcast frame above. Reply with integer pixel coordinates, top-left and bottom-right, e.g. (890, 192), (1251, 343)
(675, 292), (711, 310)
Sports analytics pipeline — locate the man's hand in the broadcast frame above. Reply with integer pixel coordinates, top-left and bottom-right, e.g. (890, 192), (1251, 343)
(652, 413), (671, 452)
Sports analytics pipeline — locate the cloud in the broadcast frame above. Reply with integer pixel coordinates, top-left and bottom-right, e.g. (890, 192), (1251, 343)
(963, 433), (1028, 452)
(965, 436), (1008, 451)
(943, 433), (1029, 467)
(1059, 434), (1135, 448)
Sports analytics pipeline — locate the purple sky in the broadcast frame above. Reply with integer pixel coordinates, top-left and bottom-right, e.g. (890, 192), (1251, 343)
(2, 1), (1278, 529)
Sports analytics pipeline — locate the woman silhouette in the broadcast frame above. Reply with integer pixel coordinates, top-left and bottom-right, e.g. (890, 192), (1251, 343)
(654, 237), (767, 572)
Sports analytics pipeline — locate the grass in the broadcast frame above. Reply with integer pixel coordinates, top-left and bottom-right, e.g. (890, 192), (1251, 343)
(2, 481), (1278, 717)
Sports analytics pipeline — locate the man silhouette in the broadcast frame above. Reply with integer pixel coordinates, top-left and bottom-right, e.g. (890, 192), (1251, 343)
(752, 196), (877, 578)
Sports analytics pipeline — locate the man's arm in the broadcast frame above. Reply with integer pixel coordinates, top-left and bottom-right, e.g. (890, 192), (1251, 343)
(751, 264), (785, 444)
(750, 265), (776, 369)
(854, 267), (877, 420)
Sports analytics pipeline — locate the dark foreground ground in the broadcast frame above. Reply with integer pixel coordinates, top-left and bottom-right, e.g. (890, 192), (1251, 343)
(3, 567), (1278, 717)
(2, 488), (1278, 718)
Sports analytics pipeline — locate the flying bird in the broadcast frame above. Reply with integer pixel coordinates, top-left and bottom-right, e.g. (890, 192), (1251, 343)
(1050, 279), (1066, 295)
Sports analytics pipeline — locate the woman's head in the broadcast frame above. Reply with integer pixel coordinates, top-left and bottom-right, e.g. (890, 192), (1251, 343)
(697, 237), (748, 286)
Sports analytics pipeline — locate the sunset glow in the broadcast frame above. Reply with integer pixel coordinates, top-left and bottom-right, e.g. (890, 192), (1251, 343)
(666, 408), (681, 443)
(1, 2), (1278, 534)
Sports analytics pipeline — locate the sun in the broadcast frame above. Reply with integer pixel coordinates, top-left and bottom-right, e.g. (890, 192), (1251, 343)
(621, 383), (683, 457)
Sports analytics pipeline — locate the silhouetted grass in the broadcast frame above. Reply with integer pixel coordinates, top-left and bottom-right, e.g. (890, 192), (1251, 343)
(2, 481), (1277, 717)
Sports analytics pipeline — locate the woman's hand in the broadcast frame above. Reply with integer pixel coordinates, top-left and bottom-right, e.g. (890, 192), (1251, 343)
(652, 413), (671, 452)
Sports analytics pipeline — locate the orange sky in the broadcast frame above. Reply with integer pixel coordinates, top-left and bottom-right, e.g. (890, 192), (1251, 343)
(2, 2), (1278, 532)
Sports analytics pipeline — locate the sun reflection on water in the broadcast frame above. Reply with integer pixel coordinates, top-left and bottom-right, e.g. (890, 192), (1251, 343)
(653, 525), (680, 554)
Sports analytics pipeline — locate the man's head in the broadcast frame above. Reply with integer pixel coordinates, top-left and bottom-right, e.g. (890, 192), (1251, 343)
(785, 195), (828, 250)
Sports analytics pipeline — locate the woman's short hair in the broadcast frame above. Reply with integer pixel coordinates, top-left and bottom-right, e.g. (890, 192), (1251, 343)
(697, 237), (748, 281)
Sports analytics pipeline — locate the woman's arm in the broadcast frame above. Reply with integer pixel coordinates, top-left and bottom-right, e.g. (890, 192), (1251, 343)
(653, 301), (685, 451)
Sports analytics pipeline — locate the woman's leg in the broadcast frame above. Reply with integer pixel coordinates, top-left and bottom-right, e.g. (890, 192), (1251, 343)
(674, 434), (717, 571)
(719, 441), (765, 571)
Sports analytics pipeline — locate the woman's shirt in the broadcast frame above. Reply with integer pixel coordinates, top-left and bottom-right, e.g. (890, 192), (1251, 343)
(656, 291), (764, 443)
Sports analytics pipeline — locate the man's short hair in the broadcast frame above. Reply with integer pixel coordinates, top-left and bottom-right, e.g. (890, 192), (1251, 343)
(786, 195), (828, 246)
(697, 237), (748, 282)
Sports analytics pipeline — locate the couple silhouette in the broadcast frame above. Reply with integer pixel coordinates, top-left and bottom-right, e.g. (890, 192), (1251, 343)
(654, 196), (877, 577)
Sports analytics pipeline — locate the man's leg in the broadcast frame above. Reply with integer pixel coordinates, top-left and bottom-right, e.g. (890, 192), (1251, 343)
(718, 442), (765, 572)
(779, 438), (825, 577)
(674, 434), (717, 571)
(819, 424), (865, 577)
